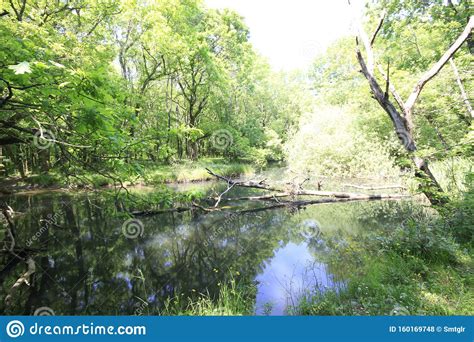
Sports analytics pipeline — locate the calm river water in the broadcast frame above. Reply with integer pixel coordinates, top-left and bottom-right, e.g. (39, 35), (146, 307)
(0, 177), (412, 315)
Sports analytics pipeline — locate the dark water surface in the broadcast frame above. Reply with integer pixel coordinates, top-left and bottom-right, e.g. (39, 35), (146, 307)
(0, 180), (412, 315)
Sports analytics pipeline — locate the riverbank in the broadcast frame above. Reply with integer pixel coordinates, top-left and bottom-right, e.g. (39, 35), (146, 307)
(2, 169), (471, 316)
(294, 205), (473, 315)
(0, 158), (255, 194)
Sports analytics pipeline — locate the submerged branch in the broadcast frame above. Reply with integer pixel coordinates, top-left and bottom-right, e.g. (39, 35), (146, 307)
(235, 195), (410, 214)
(342, 184), (407, 190)
(4, 257), (36, 306)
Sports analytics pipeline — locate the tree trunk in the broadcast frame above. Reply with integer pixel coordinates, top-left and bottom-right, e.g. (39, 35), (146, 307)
(354, 14), (473, 205)
(38, 149), (50, 174)
(356, 50), (446, 205)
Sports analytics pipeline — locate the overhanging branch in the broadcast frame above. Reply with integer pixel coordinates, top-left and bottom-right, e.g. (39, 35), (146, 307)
(404, 16), (474, 112)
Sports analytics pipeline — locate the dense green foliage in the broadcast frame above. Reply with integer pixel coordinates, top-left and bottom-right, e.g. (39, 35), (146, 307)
(285, 105), (400, 179)
(287, 0), (473, 316)
(298, 0), (473, 188)
(1, 0), (470, 192)
(0, 0), (308, 183)
(0, 0), (472, 317)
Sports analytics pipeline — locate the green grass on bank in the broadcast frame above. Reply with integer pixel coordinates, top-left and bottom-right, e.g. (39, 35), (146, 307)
(143, 158), (255, 185)
(296, 251), (473, 315)
(3, 158), (255, 190)
(159, 278), (256, 316)
(5, 171), (116, 189)
(293, 199), (474, 316)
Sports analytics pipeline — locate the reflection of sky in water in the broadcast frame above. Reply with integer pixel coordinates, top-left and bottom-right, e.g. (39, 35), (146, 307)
(255, 241), (340, 315)
(116, 272), (133, 290)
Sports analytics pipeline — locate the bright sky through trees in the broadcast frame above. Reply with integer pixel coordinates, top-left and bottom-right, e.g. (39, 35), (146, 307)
(205, 0), (364, 71)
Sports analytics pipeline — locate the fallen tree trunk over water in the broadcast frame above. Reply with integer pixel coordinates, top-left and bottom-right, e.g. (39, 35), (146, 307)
(131, 206), (195, 216)
(211, 191), (410, 202)
(132, 170), (410, 217)
(207, 169), (408, 199)
(342, 184), (406, 190)
(205, 168), (279, 191)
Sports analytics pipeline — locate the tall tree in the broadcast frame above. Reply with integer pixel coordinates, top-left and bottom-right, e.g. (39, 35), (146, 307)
(355, 7), (473, 204)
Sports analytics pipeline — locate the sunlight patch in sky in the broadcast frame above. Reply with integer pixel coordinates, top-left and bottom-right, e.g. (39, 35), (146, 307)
(205, 0), (364, 71)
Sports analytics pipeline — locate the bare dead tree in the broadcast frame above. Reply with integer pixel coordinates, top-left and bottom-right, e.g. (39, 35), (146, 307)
(355, 12), (474, 205)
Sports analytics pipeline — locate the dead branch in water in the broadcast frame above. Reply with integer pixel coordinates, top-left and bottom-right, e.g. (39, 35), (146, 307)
(4, 257), (36, 306)
(207, 169), (408, 199)
(1, 204), (37, 306)
(213, 182), (237, 208)
(205, 168), (280, 191)
(1, 204), (26, 263)
(132, 170), (410, 217)
(131, 206), (194, 216)
(211, 191), (409, 202)
(235, 195), (409, 214)
(132, 193), (410, 217)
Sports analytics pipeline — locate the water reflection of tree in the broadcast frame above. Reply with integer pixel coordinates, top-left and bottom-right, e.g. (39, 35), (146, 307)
(1, 192), (293, 315)
(298, 200), (422, 284)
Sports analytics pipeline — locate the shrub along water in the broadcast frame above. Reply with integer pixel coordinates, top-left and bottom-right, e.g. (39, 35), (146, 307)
(293, 180), (473, 316)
